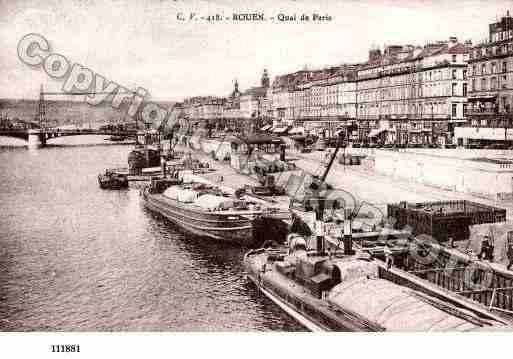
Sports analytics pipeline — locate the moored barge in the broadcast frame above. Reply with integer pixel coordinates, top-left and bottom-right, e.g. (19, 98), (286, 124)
(244, 234), (511, 331)
(141, 176), (265, 245)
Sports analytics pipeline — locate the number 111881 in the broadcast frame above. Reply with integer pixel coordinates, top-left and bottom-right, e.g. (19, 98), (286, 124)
(51, 345), (80, 353)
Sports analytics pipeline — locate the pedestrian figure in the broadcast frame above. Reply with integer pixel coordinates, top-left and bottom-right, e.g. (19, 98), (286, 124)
(324, 149), (331, 164)
(478, 236), (492, 260)
(507, 244), (513, 270)
(384, 244), (393, 269)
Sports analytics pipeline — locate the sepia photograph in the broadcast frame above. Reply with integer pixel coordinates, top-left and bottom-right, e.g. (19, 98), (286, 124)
(1, 0), (513, 356)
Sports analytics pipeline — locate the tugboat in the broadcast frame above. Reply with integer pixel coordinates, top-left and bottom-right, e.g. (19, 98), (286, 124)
(244, 230), (510, 331)
(98, 169), (129, 189)
(128, 145), (161, 175)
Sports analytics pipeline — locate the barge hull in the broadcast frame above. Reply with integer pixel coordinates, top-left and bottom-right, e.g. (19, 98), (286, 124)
(244, 256), (382, 331)
(246, 273), (326, 332)
(143, 191), (255, 245)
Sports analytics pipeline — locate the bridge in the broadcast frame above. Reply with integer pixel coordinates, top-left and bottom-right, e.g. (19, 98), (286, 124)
(0, 85), (144, 148)
(0, 128), (139, 147)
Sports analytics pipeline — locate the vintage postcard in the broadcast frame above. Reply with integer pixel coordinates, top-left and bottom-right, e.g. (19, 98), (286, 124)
(1, 0), (512, 357)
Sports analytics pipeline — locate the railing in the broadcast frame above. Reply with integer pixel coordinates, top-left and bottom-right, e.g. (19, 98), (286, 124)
(377, 265), (508, 325)
(406, 256), (513, 313)
(457, 287), (513, 314)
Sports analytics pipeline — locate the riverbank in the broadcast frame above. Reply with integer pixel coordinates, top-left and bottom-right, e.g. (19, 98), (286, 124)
(177, 138), (513, 271)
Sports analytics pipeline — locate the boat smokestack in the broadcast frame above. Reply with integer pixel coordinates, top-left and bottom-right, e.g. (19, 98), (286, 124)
(280, 144), (286, 161)
(161, 155), (166, 177)
(343, 218), (353, 255)
(314, 197), (326, 255)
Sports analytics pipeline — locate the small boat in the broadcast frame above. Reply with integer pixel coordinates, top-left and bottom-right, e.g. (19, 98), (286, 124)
(141, 176), (265, 245)
(108, 134), (127, 141)
(98, 170), (129, 189)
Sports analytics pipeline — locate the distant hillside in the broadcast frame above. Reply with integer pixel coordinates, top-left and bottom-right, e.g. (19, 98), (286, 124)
(0, 99), (176, 128)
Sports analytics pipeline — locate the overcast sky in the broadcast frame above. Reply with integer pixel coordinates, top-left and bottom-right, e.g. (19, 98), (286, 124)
(0, 0), (511, 101)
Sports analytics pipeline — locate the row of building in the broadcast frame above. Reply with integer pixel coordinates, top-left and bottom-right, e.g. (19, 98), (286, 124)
(173, 10), (513, 146)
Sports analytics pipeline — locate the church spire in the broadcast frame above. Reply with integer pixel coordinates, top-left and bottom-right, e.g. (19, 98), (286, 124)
(231, 79), (241, 98)
(261, 69), (270, 88)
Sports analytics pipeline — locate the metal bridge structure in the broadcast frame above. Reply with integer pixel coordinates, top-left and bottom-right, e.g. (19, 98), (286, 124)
(0, 85), (140, 147)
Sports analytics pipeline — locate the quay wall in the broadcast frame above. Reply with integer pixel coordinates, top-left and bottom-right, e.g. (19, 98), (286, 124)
(181, 135), (513, 199)
(371, 150), (513, 198)
(345, 147), (513, 160)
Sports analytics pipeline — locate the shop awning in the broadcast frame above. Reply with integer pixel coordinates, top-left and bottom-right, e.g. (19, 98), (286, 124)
(467, 93), (498, 101)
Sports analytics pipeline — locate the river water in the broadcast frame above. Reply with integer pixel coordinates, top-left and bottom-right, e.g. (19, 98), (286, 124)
(0, 137), (302, 331)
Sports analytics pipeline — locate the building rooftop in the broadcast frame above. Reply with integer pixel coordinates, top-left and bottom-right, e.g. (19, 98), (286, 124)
(358, 39), (469, 71)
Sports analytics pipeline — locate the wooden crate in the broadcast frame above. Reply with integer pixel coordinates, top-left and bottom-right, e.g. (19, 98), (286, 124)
(388, 200), (506, 242)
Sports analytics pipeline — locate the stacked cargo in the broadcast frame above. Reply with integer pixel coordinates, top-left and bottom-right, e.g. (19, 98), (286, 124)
(387, 200), (507, 242)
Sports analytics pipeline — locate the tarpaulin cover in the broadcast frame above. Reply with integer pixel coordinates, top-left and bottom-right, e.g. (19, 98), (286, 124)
(163, 187), (199, 203)
(194, 194), (235, 211)
(328, 276), (480, 331)
(178, 189), (199, 203)
(163, 186), (181, 200)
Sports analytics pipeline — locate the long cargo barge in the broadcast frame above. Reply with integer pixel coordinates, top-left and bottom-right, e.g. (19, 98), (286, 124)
(141, 177), (263, 245)
(244, 243), (510, 331)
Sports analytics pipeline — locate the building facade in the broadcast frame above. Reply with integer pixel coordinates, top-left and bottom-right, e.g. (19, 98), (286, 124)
(457, 11), (513, 145)
(173, 13), (513, 146)
(291, 66), (357, 135)
(270, 66), (358, 135)
(177, 71), (271, 133)
(356, 38), (469, 145)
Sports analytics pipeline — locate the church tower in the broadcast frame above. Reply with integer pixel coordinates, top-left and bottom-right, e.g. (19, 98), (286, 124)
(261, 69), (270, 88)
